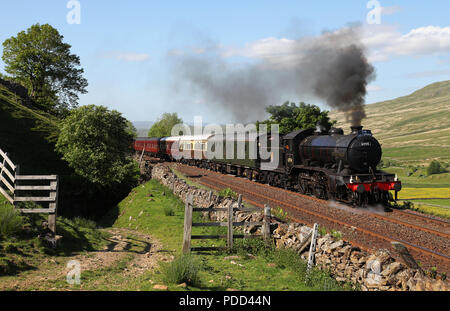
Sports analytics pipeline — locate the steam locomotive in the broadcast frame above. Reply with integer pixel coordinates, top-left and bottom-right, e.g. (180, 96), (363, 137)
(133, 125), (401, 206)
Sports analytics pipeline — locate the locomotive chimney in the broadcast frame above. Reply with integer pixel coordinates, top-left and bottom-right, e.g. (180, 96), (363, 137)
(351, 125), (363, 134)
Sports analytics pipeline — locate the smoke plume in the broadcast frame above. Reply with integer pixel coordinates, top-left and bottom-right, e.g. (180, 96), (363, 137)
(169, 25), (375, 125)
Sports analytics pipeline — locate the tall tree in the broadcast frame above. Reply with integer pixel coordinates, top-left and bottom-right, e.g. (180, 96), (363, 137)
(2, 23), (88, 115)
(258, 101), (336, 135)
(148, 112), (183, 137)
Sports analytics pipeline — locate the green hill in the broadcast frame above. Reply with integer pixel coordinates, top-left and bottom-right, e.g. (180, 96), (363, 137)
(0, 81), (63, 174)
(329, 81), (450, 167)
(0, 80), (78, 214)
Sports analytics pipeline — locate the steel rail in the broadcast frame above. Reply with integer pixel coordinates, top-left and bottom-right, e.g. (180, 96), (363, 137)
(178, 164), (450, 240)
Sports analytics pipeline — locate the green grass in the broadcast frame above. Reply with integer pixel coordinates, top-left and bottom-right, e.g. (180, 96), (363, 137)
(218, 188), (238, 199)
(408, 204), (450, 219)
(0, 213), (110, 278)
(383, 166), (450, 188)
(101, 179), (353, 291)
(393, 187), (450, 219)
(161, 254), (201, 286)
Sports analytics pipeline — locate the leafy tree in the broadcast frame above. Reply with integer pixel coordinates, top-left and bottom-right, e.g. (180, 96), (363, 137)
(126, 120), (137, 139)
(55, 105), (139, 188)
(427, 160), (446, 176)
(257, 101), (336, 135)
(2, 23), (88, 115)
(148, 112), (183, 137)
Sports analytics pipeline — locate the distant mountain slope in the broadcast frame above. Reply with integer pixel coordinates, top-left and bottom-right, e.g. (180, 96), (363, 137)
(329, 81), (450, 165)
(132, 121), (154, 137)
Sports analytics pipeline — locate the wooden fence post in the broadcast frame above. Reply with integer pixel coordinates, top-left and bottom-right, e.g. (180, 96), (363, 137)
(182, 194), (193, 254)
(48, 175), (59, 234)
(227, 202), (234, 251)
(208, 191), (212, 201)
(263, 204), (271, 241)
(138, 144), (146, 166)
(307, 223), (319, 273)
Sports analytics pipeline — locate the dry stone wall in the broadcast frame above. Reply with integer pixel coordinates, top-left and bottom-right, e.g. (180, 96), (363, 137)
(151, 164), (449, 291)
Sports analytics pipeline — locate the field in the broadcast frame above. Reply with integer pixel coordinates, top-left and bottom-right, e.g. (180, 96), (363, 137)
(395, 187), (450, 219)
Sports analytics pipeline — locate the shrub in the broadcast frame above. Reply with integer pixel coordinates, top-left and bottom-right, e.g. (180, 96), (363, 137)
(0, 205), (24, 237)
(427, 160), (445, 176)
(272, 207), (288, 222)
(218, 188), (238, 199)
(162, 254), (201, 286)
(55, 105), (139, 188)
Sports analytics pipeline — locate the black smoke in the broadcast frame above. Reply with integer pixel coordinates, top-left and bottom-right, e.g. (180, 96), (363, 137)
(169, 25), (375, 125)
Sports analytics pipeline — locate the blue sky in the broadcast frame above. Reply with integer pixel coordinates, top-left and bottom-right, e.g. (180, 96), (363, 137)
(1, 0), (450, 124)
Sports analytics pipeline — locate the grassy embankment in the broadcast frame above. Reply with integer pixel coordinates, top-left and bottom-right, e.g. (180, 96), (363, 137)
(100, 178), (353, 291)
(0, 196), (110, 283)
(0, 84), (67, 175)
(0, 178), (353, 291)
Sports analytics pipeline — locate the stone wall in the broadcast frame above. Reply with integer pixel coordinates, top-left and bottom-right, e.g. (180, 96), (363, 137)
(151, 164), (449, 291)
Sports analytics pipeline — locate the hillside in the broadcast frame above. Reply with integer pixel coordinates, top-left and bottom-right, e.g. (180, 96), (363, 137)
(329, 81), (450, 167)
(0, 81), (63, 174)
(132, 121), (154, 137)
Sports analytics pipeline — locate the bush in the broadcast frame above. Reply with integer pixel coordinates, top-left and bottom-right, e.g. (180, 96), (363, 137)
(0, 205), (24, 237)
(427, 160), (446, 176)
(272, 207), (288, 222)
(55, 105), (139, 188)
(218, 188), (238, 199)
(162, 254), (201, 286)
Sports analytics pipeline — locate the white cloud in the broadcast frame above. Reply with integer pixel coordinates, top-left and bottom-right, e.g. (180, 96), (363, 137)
(105, 52), (150, 62)
(220, 25), (450, 64)
(363, 25), (450, 62)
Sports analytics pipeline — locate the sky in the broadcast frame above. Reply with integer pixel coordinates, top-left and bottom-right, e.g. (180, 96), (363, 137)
(1, 0), (450, 125)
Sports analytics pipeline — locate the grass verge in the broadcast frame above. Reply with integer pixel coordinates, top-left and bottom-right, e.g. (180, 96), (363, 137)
(103, 178), (355, 291)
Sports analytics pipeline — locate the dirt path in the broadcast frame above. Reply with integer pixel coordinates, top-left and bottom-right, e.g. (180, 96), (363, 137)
(0, 228), (172, 291)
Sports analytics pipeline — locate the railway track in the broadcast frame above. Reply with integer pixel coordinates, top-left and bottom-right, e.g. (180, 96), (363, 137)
(173, 163), (450, 275)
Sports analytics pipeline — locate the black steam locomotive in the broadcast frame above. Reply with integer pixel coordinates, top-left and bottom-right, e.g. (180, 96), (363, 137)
(134, 125), (402, 206)
(282, 125), (401, 206)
